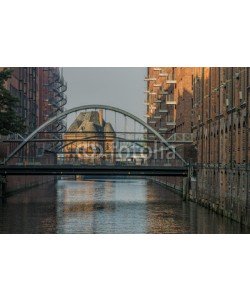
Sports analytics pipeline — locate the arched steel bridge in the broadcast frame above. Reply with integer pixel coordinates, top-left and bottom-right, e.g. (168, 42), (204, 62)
(0, 104), (190, 176)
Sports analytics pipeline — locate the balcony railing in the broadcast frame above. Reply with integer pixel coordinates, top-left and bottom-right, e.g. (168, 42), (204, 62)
(167, 133), (193, 143)
(144, 77), (156, 81)
(159, 128), (169, 131)
(166, 100), (176, 105)
(166, 121), (176, 126)
(165, 80), (176, 84)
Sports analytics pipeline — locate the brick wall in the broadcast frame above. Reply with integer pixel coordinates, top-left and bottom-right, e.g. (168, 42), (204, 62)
(146, 67), (250, 225)
(192, 67), (250, 224)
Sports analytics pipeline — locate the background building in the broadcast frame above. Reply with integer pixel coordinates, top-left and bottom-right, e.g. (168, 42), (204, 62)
(145, 67), (196, 194)
(64, 110), (116, 164)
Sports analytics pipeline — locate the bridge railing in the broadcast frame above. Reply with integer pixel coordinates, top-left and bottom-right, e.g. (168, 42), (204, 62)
(1, 134), (187, 167)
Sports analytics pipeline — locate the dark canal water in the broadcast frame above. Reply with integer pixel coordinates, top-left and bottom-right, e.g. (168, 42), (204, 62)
(0, 179), (249, 233)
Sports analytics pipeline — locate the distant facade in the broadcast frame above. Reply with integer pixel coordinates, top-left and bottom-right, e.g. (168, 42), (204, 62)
(64, 110), (116, 164)
(145, 67), (196, 165)
(146, 67), (250, 224)
(146, 67), (176, 139)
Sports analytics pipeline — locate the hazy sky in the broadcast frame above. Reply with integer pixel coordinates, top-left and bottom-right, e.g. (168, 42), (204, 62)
(63, 68), (147, 123)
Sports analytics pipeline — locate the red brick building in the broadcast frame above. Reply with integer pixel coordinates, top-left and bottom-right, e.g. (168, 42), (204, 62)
(146, 67), (250, 224)
(192, 67), (250, 223)
(0, 67), (67, 194)
(145, 67), (195, 194)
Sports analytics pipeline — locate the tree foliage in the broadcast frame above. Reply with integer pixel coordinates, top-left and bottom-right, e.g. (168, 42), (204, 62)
(0, 68), (25, 135)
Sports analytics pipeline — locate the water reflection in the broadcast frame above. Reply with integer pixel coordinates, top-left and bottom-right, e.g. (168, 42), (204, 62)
(0, 183), (57, 233)
(0, 179), (249, 234)
(56, 180), (147, 233)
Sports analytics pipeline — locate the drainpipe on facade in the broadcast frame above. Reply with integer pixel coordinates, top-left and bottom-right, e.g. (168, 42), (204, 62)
(230, 68), (234, 217)
(246, 68), (249, 224)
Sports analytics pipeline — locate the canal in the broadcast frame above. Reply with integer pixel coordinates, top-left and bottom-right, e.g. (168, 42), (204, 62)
(0, 179), (249, 233)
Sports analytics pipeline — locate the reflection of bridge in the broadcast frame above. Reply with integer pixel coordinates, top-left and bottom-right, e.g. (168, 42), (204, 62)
(0, 104), (192, 178)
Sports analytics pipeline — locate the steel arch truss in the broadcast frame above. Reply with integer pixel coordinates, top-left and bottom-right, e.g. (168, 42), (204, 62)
(3, 104), (188, 165)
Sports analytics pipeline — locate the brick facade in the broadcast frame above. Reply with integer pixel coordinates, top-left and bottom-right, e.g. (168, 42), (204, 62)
(0, 67), (67, 195)
(193, 67), (250, 224)
(146, 67), (250, 224)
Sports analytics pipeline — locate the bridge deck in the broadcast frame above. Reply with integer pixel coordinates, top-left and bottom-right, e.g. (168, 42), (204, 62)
(0, 165), (189, 176)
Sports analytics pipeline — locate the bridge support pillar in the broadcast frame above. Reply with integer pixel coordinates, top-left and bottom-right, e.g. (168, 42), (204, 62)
(182, 178), (188, 200)
(0, 175), (7, 203)
(183, 164), (192, 201)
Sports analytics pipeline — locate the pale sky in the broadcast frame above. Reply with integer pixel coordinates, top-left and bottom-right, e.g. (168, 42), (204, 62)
(63, 68), (147, 125)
